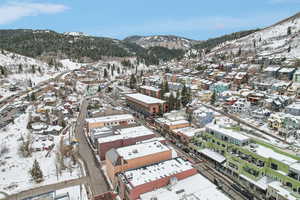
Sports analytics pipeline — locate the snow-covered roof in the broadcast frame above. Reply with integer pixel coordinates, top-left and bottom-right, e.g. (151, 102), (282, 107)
(140, 85), (161, 92)
(140, 174), (230, 200)
(116, 141), (170, 160)
(97, 126), (154, 143)
(279, 67), (295, 73)
(263, 66), (281, 72)
(173, 127), (201, 137)
(198, 148), (226, 163)
(86, 114), (134, 124)
(126, 93), (165, 104)
(120, 157), (193, 188)
(253, 144), (297, 165)
(206, 123), (250, 142)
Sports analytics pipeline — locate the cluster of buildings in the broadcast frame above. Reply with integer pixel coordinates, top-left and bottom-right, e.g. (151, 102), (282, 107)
(85, 110), (229, 199)
(189, 119), (300, 200)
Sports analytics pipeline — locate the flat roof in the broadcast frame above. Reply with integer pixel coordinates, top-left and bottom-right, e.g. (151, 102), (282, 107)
(126, 93), (165, 104)
(206, 123), (250, 142)
(120, 158), (193, 188)
(268, 182), (297, 200)
(140, 174), (230, 200)
(116, 141), (170, 160)
(86, 114), (134, 124)
(97, 126), (154, 143)
(253, 144), (297, 165)
(198, 148), (226, 163)
(140, 85), (161, 92)
(173, 127), (201, 137)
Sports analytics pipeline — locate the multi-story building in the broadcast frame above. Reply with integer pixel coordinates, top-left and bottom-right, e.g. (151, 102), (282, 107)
(105, 141), (172, 185)
(86, 114), (136, 131)
(125, 93), (168, 117)
(139, 86), (161, 98)
(97, 126), (156, 160)
(190, 122), (300, 199)
(117, 157), (198, 200)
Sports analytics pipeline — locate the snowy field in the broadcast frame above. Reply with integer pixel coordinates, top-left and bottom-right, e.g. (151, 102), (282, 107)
(0, 109), (82, 195)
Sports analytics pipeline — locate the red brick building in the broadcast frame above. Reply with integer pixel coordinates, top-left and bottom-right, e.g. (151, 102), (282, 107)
(97, 126), (156, 160)
(117, 158), (198, 200)
(125, 93), (168, 117)
(139, 86), (161, 98)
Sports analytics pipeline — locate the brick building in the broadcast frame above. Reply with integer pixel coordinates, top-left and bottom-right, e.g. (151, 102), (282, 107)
(105, 141), (172, 185)
(97, 126), (156, 160)
(139, 86), (161, 98)
(125, 93), (167, 117)
(117, 157), (198, 200)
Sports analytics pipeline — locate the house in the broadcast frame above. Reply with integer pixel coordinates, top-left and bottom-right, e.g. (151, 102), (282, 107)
(234, 72), (248, 85)
(263, 66), (281, 78)
(230, 98), (251, 114)
(192, 107), (214, 127)
(293, 70), (300, 83)
(268, 113), (284, 130)
(278, 68), (296, 81)
(285, 102), (300, 116)
(210, 81), (230, 94)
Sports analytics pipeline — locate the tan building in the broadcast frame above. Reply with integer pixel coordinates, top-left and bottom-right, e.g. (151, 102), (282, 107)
(105, 141), (172, 185)
(85, 114), (135, 131)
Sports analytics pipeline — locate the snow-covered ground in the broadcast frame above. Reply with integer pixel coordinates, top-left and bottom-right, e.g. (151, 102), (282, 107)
(56, 184), (88, 200)
(208, 13), (300, 59)
(0, 109), (82, 195)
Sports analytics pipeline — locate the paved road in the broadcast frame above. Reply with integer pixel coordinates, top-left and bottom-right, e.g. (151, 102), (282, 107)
(74, 98), (109, 196)
(3, 177), (88, 200)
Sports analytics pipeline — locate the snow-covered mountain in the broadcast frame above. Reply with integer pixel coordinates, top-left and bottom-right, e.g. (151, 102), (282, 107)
(208, 12), (300, 60)
(63, 32), (88, 37)
(124, 35), (199, 50)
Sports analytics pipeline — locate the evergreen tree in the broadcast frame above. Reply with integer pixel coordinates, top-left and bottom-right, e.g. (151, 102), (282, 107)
(31, 65), (36, 74)
(288, 46), (291, 53)
(18, 64), (23, 73)
(175, 90), (181, 110)
(103, 68), (108, 78)
(210, 91), (216, 106)
(129, 74), (137, 89)
(164, 81), (169, 93)
(117, 67), (120, 74)
(168, 92), (175, 111)
(31, 93), (36, 101)
(181, 84), (189, 106)
(29, 159), (44, 183)
(38, 66), (42, 74)
(98, 85), (102, 92)
(287, 27), (292, 35)
(238, 48), (242, 56)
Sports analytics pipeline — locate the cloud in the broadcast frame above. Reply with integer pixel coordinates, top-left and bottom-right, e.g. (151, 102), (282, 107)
(0, 1), (69, 25)
(269, 0), (300, 3)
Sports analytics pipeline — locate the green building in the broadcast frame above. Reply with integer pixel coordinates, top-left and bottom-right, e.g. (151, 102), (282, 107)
(189, 123), (300, 200)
